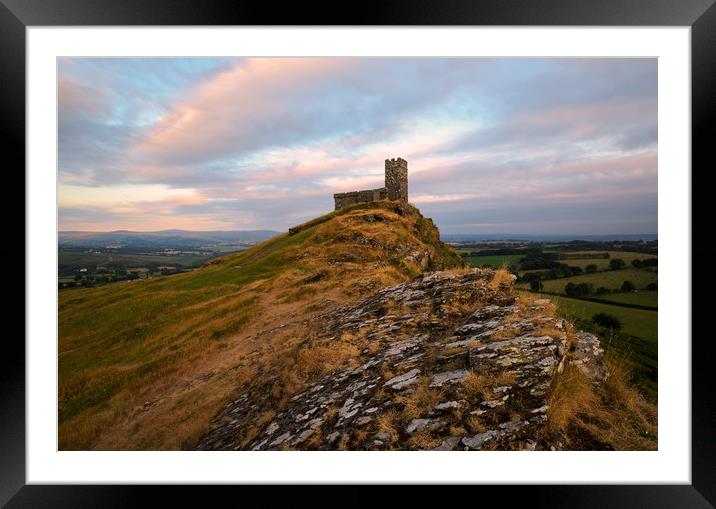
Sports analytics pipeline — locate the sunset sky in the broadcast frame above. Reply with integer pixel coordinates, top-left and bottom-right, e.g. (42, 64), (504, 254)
(58, 57), (657, 234)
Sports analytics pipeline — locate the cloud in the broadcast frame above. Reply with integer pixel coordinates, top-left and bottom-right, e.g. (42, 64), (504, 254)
(58, 58), (658, 234)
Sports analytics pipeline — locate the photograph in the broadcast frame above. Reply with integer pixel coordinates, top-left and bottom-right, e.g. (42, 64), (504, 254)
(1, 0), (709, 498)
(57, 56), (658, 452)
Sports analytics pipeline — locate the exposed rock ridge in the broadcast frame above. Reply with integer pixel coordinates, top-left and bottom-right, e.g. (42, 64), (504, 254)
(195, 269), (608, 451)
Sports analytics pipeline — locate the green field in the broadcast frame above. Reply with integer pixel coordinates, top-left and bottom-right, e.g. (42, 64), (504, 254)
(550, 294), (657, 342)
(59, 251), (211, 268)
(461, 254), (524, 269)
(526, 291), (657, 399)
(459, 249), (656, 273)
(547, 250), (656, 271)
(209, 244), (252, 253)
(525, 267), (657, 293)
(598, 290), (658, 308)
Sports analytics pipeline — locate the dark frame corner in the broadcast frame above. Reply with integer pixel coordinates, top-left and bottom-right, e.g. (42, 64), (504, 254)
(3, 0), (713, 505)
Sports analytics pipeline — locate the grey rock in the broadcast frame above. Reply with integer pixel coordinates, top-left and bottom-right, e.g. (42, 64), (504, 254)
(264, 422), (280, 436)
(406, 419), (431, 434)
(354, 416), (373, 426)
(463, 431), (499, 450)
(406, 418), (444, 434)
(293, 429), (315, 444)
(433, 436), (461, 451)
(572, 332), (610, 382)
(434, 401), (460, 411)
(429, 369), (469, 388)
(270, 432), (292, 447)
(384, 368), (421, 390)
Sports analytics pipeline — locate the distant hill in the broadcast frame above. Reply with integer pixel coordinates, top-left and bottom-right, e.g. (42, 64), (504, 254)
(58, 229), (281, 249)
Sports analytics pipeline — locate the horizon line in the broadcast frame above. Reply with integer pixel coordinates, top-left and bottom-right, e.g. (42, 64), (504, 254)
(58, 228), (658, 237)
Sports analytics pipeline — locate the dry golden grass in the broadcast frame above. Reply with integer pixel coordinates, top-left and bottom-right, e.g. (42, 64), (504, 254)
(262, 333), (365, 410)
(337, 435), (351, 451)
(545, 364), (598, 434)
(518, 295), (558, 318)
(381, 366), (397, 381)
(397, 378), (442, 423)
(441, 296), (483, 316)
(449, 425), (467, 437)
(294, 342), (361, 380)
(533, 325), (565, 340)
(440, 346), (471, 357)
(305, 430), (323, 449)
(441, 358), (469, 372)
(408, 430), (441, 450)
(498, 293), (560, 331)
(467, 415), (487, 433)
(443, 266), (475, 275)
(487, 267), (514, 291)
(375, 409), (400, 445)
(546, 355), (657, 450)
(459, 371), (517, 402)
(515, 291), (542, 307)
(350, 429), (368, 450)
(490, 326), (523, 341)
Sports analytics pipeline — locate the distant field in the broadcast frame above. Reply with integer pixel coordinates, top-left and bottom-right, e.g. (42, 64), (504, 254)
(461, 254), (524, 268)
(598, 290), (658, 308)
(459, 249), (656, 272)
(547, 293), (657, 343)
(209, 245), (252, 253)
(548, 250), (656, 271)
(59, 251), (210, 268)
(524, 267), (657, 293)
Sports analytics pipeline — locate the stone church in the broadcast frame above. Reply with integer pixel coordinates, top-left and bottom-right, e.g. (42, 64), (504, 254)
(333, 158), (408, 210)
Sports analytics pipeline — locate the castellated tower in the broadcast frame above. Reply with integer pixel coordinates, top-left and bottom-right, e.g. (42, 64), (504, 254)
(385, 158), (408, 203)
(333, 157), (409, 210)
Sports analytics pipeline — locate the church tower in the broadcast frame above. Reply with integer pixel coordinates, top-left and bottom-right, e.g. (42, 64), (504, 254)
(385, 158), (408, 202)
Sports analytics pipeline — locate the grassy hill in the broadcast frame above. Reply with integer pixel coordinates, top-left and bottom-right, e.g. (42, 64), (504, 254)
(58, 200), (464, 450)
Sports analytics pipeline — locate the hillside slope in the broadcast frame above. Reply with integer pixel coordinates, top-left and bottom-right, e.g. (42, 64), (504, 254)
(59, 200), (464, 449)
(195, 270), (654, 451)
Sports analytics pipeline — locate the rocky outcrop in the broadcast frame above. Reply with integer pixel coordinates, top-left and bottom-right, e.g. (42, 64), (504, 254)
(195, 269), (608, 451)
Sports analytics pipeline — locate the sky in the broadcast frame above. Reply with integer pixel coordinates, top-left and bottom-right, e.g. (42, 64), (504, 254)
(58, 57), (657, 235)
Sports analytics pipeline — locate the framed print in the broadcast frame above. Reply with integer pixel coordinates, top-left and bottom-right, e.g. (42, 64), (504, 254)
(3, 0), (713, 505)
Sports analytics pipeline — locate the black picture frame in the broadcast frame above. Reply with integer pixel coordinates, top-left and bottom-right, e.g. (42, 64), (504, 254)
(3, 0), (712, 505)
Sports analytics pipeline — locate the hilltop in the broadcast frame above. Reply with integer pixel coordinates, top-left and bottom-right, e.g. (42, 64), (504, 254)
(59, 200), (464, 449)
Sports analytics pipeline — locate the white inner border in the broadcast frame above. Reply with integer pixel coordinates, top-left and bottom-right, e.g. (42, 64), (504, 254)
(27, 27), (691, 484)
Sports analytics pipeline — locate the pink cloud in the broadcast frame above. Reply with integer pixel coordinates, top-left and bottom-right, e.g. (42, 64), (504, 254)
(58, 77), (110, 119)
(133, 58), (349, 163)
